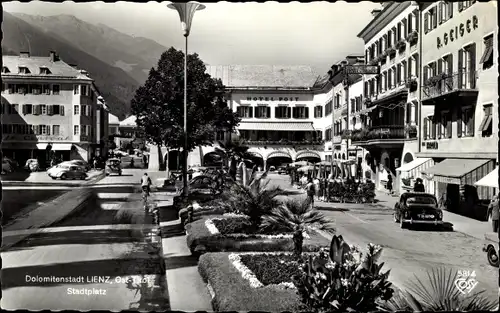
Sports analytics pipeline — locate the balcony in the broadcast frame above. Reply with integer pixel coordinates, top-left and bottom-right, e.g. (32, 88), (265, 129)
(422, 71), (478, 105)
(243, 139), (324, 146)
(350, 125), (407, 148)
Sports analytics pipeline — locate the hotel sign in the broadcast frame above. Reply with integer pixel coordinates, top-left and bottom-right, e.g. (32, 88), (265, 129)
(246, 96), (300, 101)
(344, 65), (380, 75)
(437, 15), (478, 48)
(2, 134), (70, 141)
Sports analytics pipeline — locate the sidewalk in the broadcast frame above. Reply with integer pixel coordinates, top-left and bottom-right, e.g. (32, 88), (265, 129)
(1, 188), (94, 251)
(151, 191), (212, 311)
(373, 190), (490, 240)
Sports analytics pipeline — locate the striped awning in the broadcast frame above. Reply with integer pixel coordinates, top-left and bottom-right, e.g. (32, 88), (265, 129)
(296, 151), (321, 160)
(266, 150), (292, 159)
(238, 122), (314, 131)
(422, 158), (495, 185)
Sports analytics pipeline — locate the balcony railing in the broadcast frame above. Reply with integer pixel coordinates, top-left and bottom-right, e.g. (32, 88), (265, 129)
(351, 125), (405, 142)
(242, 139), (324, 146)
(422, 70), (477, 100)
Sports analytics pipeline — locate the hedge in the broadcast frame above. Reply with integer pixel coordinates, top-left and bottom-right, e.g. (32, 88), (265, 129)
(185, 216), (330, 254)
(198, 252), (305, 311)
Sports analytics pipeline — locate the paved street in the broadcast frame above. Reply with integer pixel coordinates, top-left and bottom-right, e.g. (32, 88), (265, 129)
(1, 169), (169, 311)
(267, 173), (498, 303)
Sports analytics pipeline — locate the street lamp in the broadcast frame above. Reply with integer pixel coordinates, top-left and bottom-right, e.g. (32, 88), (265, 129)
(167, 2), (205, 197)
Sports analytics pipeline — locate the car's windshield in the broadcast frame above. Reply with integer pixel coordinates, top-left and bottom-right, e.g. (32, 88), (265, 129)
(406, 196), (437, 205)
(58, 165), (70, 170)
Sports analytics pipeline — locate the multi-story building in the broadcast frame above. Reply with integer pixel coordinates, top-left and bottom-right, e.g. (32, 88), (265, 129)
(95, 95), (110, 158)
(1, 51), (105, 166)
(108, 113), (120, 149)
(416, 1), (497, 209)
(356, 2), (423, 192)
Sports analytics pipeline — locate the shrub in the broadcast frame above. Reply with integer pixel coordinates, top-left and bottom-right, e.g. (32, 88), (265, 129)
(293, 235), (394, 312)
(239, 253), (302, 285)
(212, 216), (252, 234)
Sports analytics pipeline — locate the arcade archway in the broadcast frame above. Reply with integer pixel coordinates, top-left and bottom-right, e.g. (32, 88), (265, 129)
(296, 150), (321, 163)
(266, 150), (292, 169)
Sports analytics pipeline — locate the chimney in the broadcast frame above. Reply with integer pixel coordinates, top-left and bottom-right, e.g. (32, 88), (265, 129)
(19, 51), (30, 58)
(49, 51), (59, 62)
(371, 9), (382, 17)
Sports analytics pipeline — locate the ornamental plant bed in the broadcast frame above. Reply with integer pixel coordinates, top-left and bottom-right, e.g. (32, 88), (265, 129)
(178, 202), (225, 225)
(198, 252), (306, 311)
(186, 216), (329, 255)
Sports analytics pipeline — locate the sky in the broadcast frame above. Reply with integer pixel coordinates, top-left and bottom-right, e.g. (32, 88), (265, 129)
(3, 1), (381, 73)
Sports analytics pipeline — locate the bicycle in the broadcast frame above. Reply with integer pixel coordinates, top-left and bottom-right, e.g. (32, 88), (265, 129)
(142, 186), (150, 211)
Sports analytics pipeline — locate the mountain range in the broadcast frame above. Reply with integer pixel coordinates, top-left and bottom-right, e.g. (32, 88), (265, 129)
(2, 12), (169, 119)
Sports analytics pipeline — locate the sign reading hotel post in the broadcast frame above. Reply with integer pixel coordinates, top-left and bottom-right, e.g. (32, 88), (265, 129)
(344, 65), (380, 75)
(246, 96), (300, 101)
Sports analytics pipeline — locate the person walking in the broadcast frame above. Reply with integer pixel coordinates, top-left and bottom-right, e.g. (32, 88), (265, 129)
(141, 172), (152, 197)
(386, 174), (393, 195)
(305, 177), (316, 209)
(489, 194), (499, 233)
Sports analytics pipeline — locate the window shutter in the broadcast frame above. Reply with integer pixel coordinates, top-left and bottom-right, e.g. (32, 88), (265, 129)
(423, 65), (429, 82)
(37, 125), (41, 135)
(423, 119), (428, 139)
(430, 117), (436, 139)
(468, 112), (475, 136)
(275, 107), (279, 118)
(446, 113), (452, 138)
(433, 9), (437, 28)
(458, 2), (463, 11)
(47, 105), (53, 116)
(469, 44), (476, 87)
(424, 13), (429, 33)
(22, 104), (27, 115)
(438, 3), (443, 24)
(287, 107), (291, 118)
(305, 107), (309, 119)
(46, 125), (51, 136)
(447, 2), (453, 18)
(437, 59), (443, 74)
(266, 107), (270, 118)
(249, 107), (253, 118)
(60, 105), (65, 116)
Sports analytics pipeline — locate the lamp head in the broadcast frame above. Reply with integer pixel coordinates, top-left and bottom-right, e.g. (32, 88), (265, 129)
(167, 2), (205, 37)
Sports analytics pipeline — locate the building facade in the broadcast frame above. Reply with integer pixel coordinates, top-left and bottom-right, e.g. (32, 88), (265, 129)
(357, 2), (423, 193)
(416, 1), (497, 209)
(108, 113), (120, 150)
(1, 51), (105, 166)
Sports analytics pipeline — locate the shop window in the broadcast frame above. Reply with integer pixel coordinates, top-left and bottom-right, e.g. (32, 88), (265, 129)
(481, 35), (494, 70)
(479, 104), (493, 137)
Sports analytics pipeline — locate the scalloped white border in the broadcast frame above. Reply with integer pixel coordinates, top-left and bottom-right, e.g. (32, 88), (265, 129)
(206, 218), (311, 239)
(228, 253), (297, 289)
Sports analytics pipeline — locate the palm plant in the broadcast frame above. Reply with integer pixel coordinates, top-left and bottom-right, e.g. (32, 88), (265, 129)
(378, 267), (498, 312)
(261, 198), (335, 259)
(215, 138), (256, 166)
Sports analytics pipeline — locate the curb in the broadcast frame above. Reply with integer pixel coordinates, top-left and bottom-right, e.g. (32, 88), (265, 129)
(1, 188), (95, 251)
(1, 170), (106, 187)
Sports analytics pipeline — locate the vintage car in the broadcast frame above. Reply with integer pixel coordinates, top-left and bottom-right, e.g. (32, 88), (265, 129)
(48, 164), (87, 180)
(105, 158), (122, 176)
(277, 166), (287, 175)
(393, 192), (443, 229)
(60, 160), (91, 172)
(483, 232), (499, 267)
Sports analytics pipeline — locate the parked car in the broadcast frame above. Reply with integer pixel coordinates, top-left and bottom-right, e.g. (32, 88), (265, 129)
(2, 159), (14, 174)
(483, 232), (499, 267)
(393, 192), (443, 229)
(269, 166), (276, 172)
(277, 166), (287, 175)
(114, 150), (129, 157)
(60, 160), (91, 172)
(105, 158), (122, 176)
(48, 164), (87, 180)
(24, 159), (40, 172)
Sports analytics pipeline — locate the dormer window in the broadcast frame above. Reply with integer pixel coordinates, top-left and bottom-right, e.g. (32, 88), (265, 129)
(18, 67), (30, 74)
(2, 66), (10, 73)
(39, 67), (51, 75)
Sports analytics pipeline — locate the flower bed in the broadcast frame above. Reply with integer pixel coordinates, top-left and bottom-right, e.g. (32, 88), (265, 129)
(186, 216), (329, 255)
(198, 252), (306, 311)
(178, 202), (226, 225)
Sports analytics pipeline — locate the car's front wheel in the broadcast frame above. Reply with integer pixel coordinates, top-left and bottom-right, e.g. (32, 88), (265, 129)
(487, 245), (499, 267)
(400, 216), (407, 229)
(393, 211), (399, 223)
(60, 174), (67, 180)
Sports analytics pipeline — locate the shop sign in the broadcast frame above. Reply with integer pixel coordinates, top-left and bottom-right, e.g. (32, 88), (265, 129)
(437, 15), (478, 48)
(246, 96), (300, 101)
(344, 65), (380, 75)
(426, 141), (439, 149)
(2, 134), (70, 141)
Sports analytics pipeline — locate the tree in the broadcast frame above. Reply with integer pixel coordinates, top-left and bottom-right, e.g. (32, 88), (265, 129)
(131, 47), (241, 170)
(214, 138), (256, 167)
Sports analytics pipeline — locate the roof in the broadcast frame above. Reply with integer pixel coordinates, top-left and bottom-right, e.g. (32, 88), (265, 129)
(108, 113), (120, 125)
(205, 65), (319, 88)
(119, 115), (137, 127)
(238, 121), (314, 131)
(2, 55), (92, 81)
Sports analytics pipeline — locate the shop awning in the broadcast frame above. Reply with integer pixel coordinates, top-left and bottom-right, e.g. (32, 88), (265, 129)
(474, 167), (498, 189)
(52, 143), (73, 151)
(296, 151), (321, 160)
(422, 158), (494, 185)
(396, 158), (432, 172)
(36, 143), (48, 149)
(238, 122), (314, 131)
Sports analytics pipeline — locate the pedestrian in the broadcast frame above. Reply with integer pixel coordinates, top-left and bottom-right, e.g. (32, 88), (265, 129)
(489, 194), (499, 233)
(386, 173), (393, 195)
(305, 177), (316, 209)
(438, 192), (448, 211)
(93, 158), (98, 170)
(414, 178), (425, 192)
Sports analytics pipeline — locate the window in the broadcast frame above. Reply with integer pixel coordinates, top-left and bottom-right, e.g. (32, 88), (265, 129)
(396, 64), (402, 85)
(30, 84), (42, 95)
(18, 67), (30, 74)
(236, 106), (253, 118)
(383, 72), (388, 91)
(2, 66), (10, 73)
(387, 29), (392, 47)
(52, 125), (61, 136)
(81, 85), (88, 96)
(52, 84), (60, 95)
(480, 35), (494, 70)
(81, 125), (87, 136)
(81, 105), (87, 116)
(458, 107), (474, 137)
(293, 107), (309, 119)
(40, 104), (47, 115)
(52, 105), (61, 115)
(40, 67), (51, 74)
(325, 128), (332, 141)
(443, 54), (453, 75)
(325, 100), (333, 116)
(39, 125), (48, 135)
(255, 106), (271, 118)
(438, 2), (446, 24)
(42, 84), (51, 95)
(74, 125), (80, 136)
(23, 104), (33, 115)
(479, 104), (493, 137)
(458, 44), (476, 89)
(438, 111), (452, 138)
(74, 105), (80, 115)
(74, 85), (80, 95)
(388, 69), (393, 89)
(275, 106), (291, 119)
(16, 84), (27, 94)
(458, 1), (475, 12)
(397, 22), (402, 41)
(314, 106), (323, 118)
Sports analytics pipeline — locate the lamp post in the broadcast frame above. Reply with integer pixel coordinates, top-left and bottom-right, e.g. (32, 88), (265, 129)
(167, 2), (205, 197)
